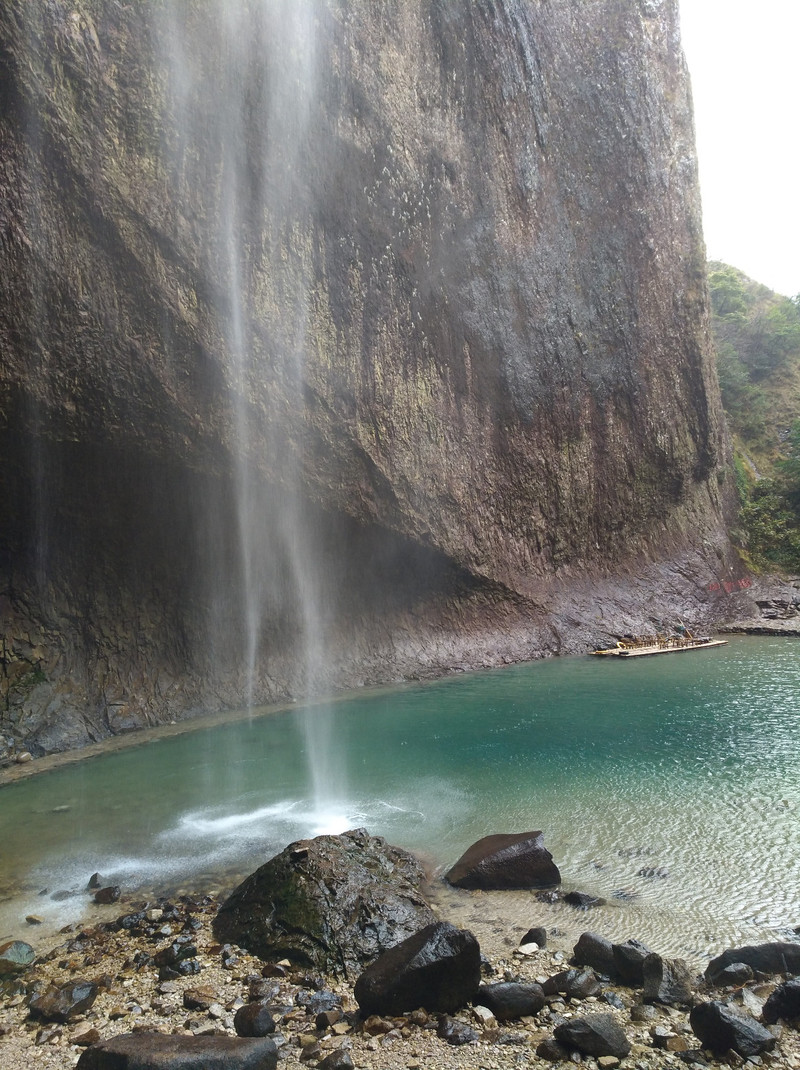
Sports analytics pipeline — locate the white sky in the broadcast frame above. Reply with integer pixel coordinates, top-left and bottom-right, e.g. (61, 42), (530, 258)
(678, 0), (800, 298)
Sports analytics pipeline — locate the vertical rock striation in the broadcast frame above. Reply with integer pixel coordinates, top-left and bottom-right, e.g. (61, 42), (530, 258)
(0, 0), (741, 752)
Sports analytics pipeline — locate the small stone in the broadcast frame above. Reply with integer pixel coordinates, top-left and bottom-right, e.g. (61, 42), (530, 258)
(319, 1051), (354, 1070)
(436, 1014), (479, 1045)
(71, 1027), (101, 1046)
(25, 915), (43, 925)
(183, 986), (219, 1011)
(16, 751), (33, 763)
(93, 886), (121, 905)
(516, 942), (539, 956)
(522, 927), (548, 948)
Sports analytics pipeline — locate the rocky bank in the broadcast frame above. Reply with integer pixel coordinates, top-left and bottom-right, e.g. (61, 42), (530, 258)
(3, 862), (800, 1070)
(0, 0), (752, 755)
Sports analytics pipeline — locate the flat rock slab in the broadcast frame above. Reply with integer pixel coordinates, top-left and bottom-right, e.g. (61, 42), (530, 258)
(76, 1033), (278, 1069)
(445, 831), (561, 889)
(213, 828), (435, 978)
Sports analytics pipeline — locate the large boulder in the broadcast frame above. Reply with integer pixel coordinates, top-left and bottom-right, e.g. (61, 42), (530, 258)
(706, 942), (800, 984)
(213, 829), (435, 978)
(353, 921), (481, 1016)
(445, 832), (560, 890)
(76, 1033), (278, 1069)
(690, 1000), (776, 1057)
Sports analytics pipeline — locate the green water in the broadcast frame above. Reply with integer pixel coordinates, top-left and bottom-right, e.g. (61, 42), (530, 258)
(2, 635), (799, 959)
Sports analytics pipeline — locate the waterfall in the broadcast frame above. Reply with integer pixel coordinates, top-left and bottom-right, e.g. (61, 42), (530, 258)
(155, 0), (345, 816)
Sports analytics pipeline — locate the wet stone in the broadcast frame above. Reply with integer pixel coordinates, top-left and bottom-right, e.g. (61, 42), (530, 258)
(29, 979), (98, 1022)
(0, 939), (36, 977)
(445, 831), (561, 890)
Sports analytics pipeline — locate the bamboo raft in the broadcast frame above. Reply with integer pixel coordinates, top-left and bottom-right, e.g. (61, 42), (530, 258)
(591, 635), (728, 658)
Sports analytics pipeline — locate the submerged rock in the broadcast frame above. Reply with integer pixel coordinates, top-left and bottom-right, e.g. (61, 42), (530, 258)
(213, 829), (435, 977)
(353, 921), (481, 1016)
(445, 831), (561, 890)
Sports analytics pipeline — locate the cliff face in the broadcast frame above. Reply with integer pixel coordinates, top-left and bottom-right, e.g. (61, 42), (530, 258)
(0, 0), (742, 753)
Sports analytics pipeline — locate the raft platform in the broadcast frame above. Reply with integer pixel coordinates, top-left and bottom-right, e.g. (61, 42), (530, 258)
(591, 637), (728, 658)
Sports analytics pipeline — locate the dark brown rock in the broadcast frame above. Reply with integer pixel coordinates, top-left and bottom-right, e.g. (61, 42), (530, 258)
(706, 942), (800, 984)
(353, 921), (481, 1016)
(29, 980), (98, 1022)
(75, 1032), (278, 1069)
(642, 953), (694, 1005)
(93, 886), (121, 905)
(234, 1002), (277, 1038)
(213, 829), (435, 978)
(762, 978), (800, 1024)
(445, 832), (560, 890)
(690, 1000), (776, 1057)
(475, 982), (546, 1020)
(554, 1013), (632, 1059)
(572, 932), (615, 976)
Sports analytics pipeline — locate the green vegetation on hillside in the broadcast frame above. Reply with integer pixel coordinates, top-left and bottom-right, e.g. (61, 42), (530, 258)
(708, 262), (800, 572)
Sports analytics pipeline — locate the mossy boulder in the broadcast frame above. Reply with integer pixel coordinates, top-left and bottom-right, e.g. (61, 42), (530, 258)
(213, 828), (435, 978)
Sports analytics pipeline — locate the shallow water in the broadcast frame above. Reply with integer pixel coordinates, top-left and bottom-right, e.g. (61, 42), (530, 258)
(1, 635), (799, 960)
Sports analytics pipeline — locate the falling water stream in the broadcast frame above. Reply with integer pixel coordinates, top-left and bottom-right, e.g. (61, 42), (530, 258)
(155, 0), (342, 811)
